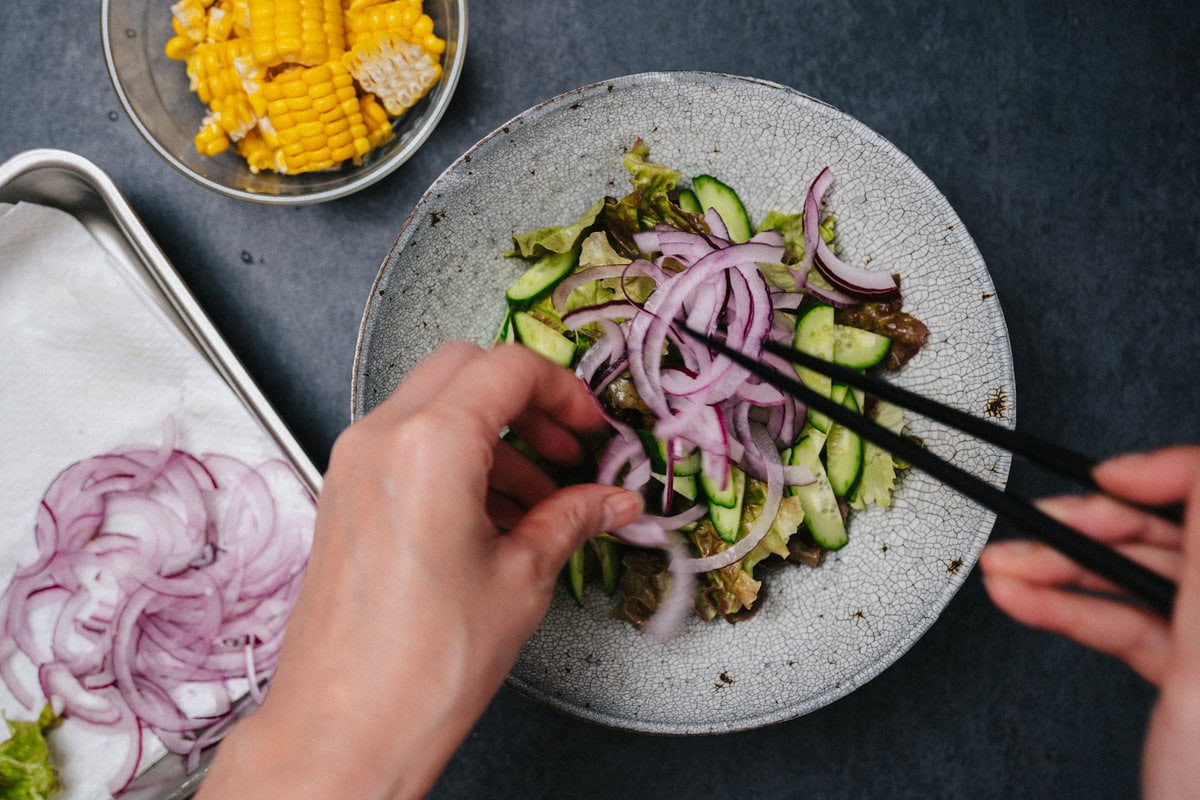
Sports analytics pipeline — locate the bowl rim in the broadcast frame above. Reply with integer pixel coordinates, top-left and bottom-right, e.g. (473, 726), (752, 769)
(99, 0), (469, 206)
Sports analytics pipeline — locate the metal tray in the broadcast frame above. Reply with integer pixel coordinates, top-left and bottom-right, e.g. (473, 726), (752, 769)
(0, 148), (321, 799)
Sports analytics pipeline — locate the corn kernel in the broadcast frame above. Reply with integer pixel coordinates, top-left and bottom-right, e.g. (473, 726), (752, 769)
(411, 13), (433, 39)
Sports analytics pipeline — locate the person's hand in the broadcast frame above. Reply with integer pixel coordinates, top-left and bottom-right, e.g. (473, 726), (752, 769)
(980, 446), (1200, 799)
(195, 343), (643, 800)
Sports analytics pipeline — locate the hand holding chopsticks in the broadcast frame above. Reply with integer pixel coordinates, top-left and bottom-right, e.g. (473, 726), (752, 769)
(678, 324), (1180, 618)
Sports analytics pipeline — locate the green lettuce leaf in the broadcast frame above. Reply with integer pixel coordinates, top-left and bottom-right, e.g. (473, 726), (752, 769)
(691, 520), (762, 621)
(0, 704), (62, 800)
(757, 210), (837, 264)
(508, 198), (605, 258)
(623, 139), (682, 199)
(850, 399), (906, 509)
(754, 260), (798, 291)
(578, 230), (631, 269)
(741, 493), (805, 574)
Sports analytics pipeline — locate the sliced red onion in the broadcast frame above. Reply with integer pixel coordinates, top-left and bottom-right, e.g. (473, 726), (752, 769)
(805, 168), (899, 299)
(703, 207), (731, 240)
(0, 434), (316, 791)
(798, 272), (858, 308)
(642, 539), (696, 642)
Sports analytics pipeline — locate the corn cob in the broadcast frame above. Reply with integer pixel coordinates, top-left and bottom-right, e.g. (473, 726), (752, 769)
(195, 115), (231, 157)
(247, 0), (345, 67)
(343, 0), (443, 54)
(235, 128), (281, 173)
(342, 32), (441, 116)
(360, 93), (395, 149)
(260, 61), (371, 173)
(168, 0), (445, 173)
(171, 0), (214, 44)
(187, 38), (262, 142)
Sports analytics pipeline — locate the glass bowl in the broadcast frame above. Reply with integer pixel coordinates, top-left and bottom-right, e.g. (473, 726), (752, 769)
(101, 0), (467, 205)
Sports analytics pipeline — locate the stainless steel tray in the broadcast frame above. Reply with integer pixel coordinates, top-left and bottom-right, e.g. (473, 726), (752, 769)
(0, 148), (322, 799)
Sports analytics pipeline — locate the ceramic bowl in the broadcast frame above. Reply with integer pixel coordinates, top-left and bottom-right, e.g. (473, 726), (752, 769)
(353, 71), (1015, 733)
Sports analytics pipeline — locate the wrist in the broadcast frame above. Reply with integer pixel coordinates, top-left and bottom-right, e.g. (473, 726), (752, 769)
(195, 707), (382, 800)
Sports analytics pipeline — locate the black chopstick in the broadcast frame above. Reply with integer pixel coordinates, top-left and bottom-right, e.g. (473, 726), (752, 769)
(678, 325), (1178, 618)
(756, 336), (1183, 527)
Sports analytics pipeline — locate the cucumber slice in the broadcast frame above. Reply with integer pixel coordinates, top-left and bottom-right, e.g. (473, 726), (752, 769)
(506, 249), (576, 306)
(830, 382), (849, 406)
(588, 538), (621, 595)
(833, 324), (891, 369)
(512, 312), (576, 366)
(699, 462), (738, 508)
(793, 304), (835, 432)
(825, 391), (864, 498)
(789, 431), (848, 550)
(565, 546), (585, 604)
(708, 466), (746, 543)
(495, 309), (515, 344)
(677, 187), (702, 213)
(653, 473), (699, 502)
(692, 174), (752, 243)
(637, 432), (701, 476)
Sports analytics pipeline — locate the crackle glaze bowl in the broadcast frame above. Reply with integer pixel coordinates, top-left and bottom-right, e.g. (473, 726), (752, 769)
(352, 71), (1015, 733)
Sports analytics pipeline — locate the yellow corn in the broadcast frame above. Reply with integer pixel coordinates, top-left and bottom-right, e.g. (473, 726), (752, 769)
(186, 38), (262, 141)
(247, 0), (344, 68)
(261, 61), (370, 173)
(171, 0), (443, 172)
(204, 0), (238, 42)
(171, 0), (214, 43)
(344, 0), (442, 53)
(344, 0), (415, 47)
(230, 0), (253, 37)
(342, 0), (391, 12)
(360, 93), (394, 150)
(166, 0), (213, 59)
(235, 128), (281, 173)
(342, 32), (441, 117)
(166, 34), (195, 61)
(194, 114), (231, 157)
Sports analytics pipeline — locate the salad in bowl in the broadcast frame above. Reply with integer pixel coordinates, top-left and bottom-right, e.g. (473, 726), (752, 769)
(496, 141), (929, 638)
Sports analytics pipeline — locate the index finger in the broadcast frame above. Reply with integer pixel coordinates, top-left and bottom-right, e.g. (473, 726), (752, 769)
(364, 341), (484, 429)
(433, 344), (606, 439)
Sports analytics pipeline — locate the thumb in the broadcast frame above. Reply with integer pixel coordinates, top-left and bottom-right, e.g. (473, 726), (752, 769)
(505, 484), (643, 573)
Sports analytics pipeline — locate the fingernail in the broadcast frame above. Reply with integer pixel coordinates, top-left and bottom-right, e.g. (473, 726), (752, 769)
(1033, 495), (1081, 519)
(1093, 451), (1149, 480)
(602, 490), (643, 531)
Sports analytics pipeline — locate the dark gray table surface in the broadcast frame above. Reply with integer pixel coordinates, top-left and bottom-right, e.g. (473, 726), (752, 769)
(3, 2), (1198, 798)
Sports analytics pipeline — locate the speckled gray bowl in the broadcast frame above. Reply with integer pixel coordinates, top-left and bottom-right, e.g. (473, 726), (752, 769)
(352, 71), (1015, 734)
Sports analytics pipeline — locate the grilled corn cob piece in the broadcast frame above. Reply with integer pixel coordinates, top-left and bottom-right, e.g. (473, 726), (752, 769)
(260, 61), (371, 173)
(342, 32), (441, 116)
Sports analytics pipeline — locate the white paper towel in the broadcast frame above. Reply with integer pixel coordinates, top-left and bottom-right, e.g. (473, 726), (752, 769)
(0, 201), (306, 798)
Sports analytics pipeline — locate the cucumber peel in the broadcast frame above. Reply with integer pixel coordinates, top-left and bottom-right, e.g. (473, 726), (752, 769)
(692, 174), (753, 243)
